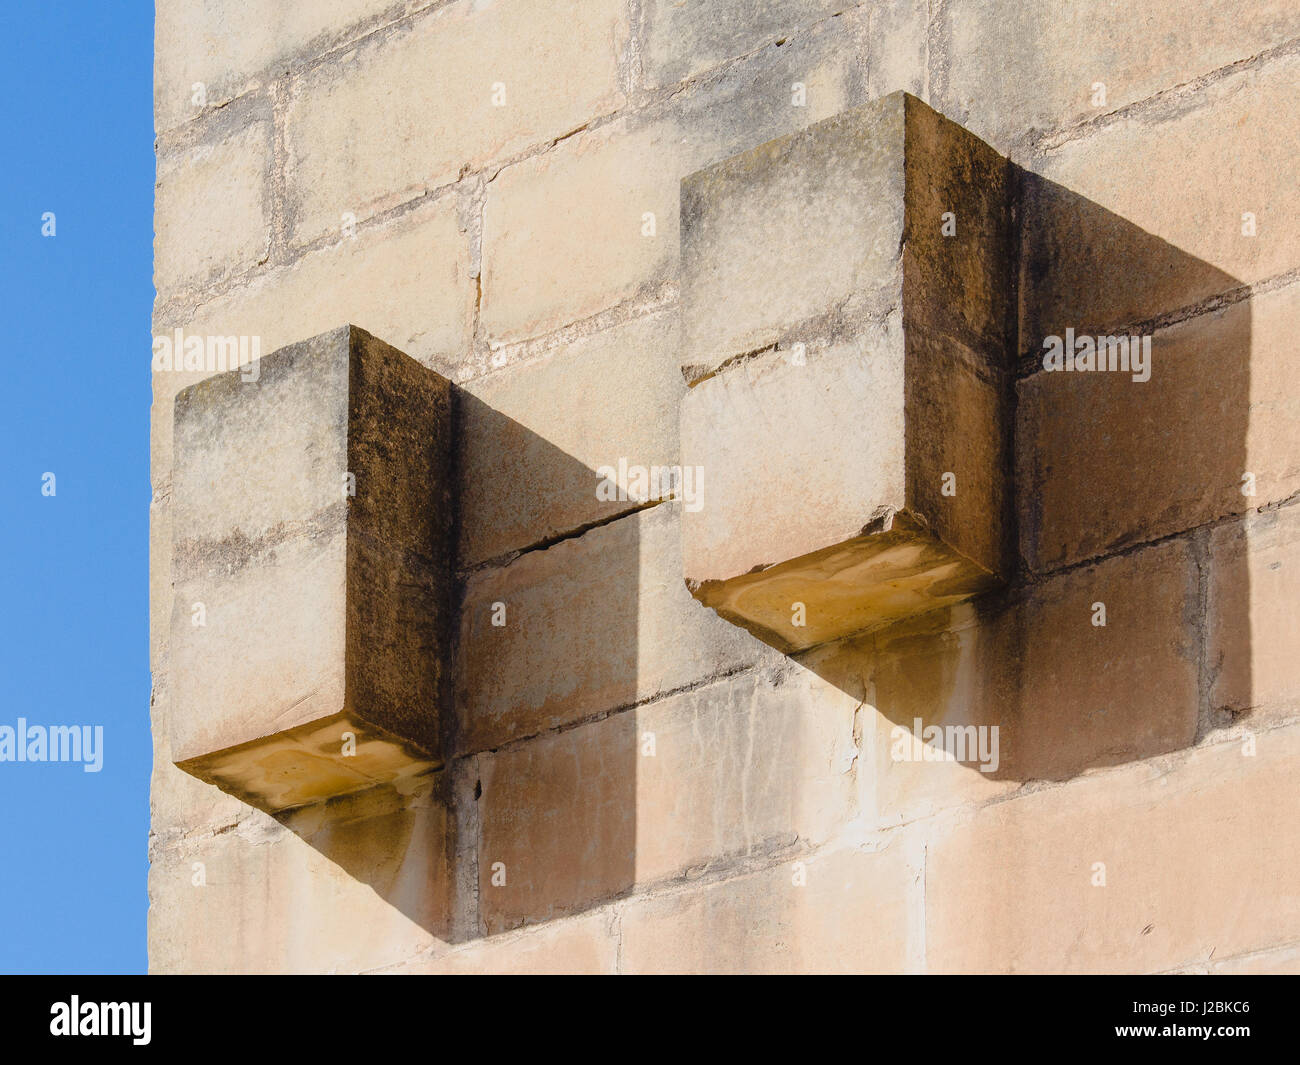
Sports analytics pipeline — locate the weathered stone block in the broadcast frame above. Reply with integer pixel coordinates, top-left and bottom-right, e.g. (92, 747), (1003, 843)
(283, 0), (628, 249)
(456, 502), (767, 753)
(475, 664), (858, 932)
(1209, 504), (1300, 726)
(943, 0), (1300, 153)
(680, 92), (1014, 651)
(169, 326), (453, 812)
(639, 0), (844, 91)
(926, 723), (1300, 973)
(456, 310), (683, 568)
(153, 116), (273, 299)
(1020, 52), (1300, 346)
(479, 11), (869, 343)
(619, 837), (917, 974)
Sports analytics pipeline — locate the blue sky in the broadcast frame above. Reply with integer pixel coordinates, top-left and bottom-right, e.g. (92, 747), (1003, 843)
(0, 2), (153, 973)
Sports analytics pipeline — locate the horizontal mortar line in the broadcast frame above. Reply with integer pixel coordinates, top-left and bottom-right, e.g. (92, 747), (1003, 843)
(687, 342), (782, 388)
(480, 116), (606, 186)
(1258, 486), (1300, 514)
(906, 713), (1300, 829)
(439, 833), (819, 957)
(1014, 266), (1300, 377)
(1027, 34), (1300, 156)
(163, 0), (859, 226)
(153, 180), (467, 323)
(159, 1), (877, 317)
(156, 212), (678, 352)
(450, 659), (767, 762)
(620, 833), (814, 897)
(273, 166), (469, 264)
(484, 836), (818, 942)
(461, 281), (680, 384)
(613, 824), (916, 911)
(154, 707), (1300, 864)
(154, 85), (274, 156)
(641, 0), (873, 106)
(367, 824), (900, 973)
(1151, 937), (1300, 975)
(681, 295), (909, 389)
(459, 498), (1297, 768)
(476, 2), (871, 187)
(153, 0), (455, 144)
(813, 494), (1300, 661)
(1021, 491), (1300, 588)
(147, 813), (260, 856)
(457, 498), (664, 577)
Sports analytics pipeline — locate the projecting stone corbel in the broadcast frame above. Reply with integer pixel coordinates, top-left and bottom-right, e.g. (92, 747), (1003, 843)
(679, 91), (1015, 653)
(168, 325), (453, 813)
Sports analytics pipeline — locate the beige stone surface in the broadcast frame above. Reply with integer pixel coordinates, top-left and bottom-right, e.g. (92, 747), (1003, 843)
(151, 192), (472, 496)
(866, 0), (929, 99)
(153, 118), (272, 298)
(1021, 52), (1300, 342)
(798, 536), (1198, 827)
(457, 310), (683, 568)
(475, 664), (859, 931)
(1209, 504), (1300, 725)
(149, 782), (449, 973)
(678, 92), (1012, 380)
(943, 0), (1300, 150)
(926, 723), (1300, 973)
(680, 327), (907, 585)
(148, 675), (249, 840)
(639, 0), (847, 90)
(619, 837), (916, 974)
(391, 912), (619, 974)
(160, 189), (472, 369)
(1208, 944), (1300, 975)
(148, 0), (1300, 976)
(1017, 283), (1300, 573)
(154, 0), (409, 133)
(480, 12), (869, 343)
(283, 0), (628, 248)
(679, 100), (906, 378)
(456, 502), (771, 752)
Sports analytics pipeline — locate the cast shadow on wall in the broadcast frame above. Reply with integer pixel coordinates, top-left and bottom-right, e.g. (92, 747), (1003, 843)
(271, 168), (1252, 952)
(799, 168), (1251, 786)
(277, 387), (644, 947)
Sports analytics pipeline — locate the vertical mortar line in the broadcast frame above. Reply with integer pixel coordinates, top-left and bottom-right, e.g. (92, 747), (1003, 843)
(1007, 154), (1025, 585)
(268, 74), (293, 266)
(458, 165), (490, 938)
(919, 839), (928, 974)
(624, 0), (645, 103)
(1190, 525), (1215, 743)
(443, 364), (472, 941)
(904, 829), (929, 973)
(860, 0), (873, 97)
(920, 0), (931, 103)
(465, 172), (489, 376)
(926, 0), (950, 115)
(459, 761), (481, 944)
(612, 902), (625, 974)
(850, 2), (871, 104)
(859, 635), (880, 829)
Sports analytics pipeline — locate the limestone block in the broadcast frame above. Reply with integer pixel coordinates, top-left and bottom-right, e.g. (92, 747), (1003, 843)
(169, 326), (453, 812)
(680, 92), (1014, 651)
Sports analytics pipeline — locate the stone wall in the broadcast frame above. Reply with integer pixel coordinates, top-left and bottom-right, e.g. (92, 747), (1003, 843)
(150, 0), (1300, 973)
